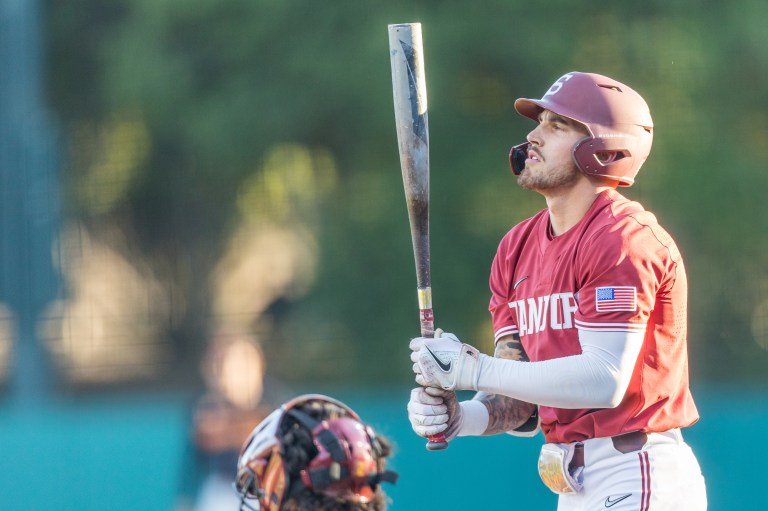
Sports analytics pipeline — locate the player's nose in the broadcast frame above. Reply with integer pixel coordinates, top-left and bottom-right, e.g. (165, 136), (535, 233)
(526, 125), (543, 147)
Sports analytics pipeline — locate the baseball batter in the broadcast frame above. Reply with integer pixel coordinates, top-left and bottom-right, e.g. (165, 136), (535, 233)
(407, 72), (707, 509)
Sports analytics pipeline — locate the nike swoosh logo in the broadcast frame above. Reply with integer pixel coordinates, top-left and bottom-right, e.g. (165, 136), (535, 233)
(513, 276), (529, 289)
(604, 494), (632, 507)
(424, 345), (452, 372)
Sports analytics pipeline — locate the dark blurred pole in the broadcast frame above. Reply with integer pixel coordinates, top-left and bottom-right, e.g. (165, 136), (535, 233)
(0, 0), (61, 404)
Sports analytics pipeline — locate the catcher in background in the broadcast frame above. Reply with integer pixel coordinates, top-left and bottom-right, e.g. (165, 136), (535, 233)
(408, 72), (706, 509)
(235, 394), (398, 511)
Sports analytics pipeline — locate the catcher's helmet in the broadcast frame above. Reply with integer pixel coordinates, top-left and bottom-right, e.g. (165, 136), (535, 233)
(509, 72), (653, 186)
(235, 394), (397, 511)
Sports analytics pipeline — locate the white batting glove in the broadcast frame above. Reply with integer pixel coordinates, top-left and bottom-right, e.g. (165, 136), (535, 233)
(409, 331), (485, 391)
(407, 386), (463, 440)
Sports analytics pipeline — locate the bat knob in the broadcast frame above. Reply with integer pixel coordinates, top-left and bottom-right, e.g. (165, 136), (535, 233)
(426, 432), (449, 451)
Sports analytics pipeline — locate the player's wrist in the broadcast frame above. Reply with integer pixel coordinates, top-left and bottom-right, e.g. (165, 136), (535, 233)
(460, 352), (490, 391)
(457, 399), (489, 437)
(453, 346), (488, 391)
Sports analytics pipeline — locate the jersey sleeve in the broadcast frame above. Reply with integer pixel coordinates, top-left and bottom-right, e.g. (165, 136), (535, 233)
(574, 215), (678, 334)
(488, 234), (518, 343)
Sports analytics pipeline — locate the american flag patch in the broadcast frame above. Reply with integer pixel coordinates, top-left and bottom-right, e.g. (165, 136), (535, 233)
(595, 286), (637, 312)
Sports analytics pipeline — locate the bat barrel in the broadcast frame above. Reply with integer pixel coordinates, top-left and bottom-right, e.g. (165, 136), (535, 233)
(388, 22), (430, 202)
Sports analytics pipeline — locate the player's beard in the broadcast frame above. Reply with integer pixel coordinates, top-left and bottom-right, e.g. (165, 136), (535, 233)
(517, 159), (581, 191)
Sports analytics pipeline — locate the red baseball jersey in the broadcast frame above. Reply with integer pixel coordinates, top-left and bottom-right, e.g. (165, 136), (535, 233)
(489, 189), (699, 443)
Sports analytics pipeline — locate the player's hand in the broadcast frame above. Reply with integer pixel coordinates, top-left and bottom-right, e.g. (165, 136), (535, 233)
(410, 331), (485, 391)
(407, 386), (463, 441)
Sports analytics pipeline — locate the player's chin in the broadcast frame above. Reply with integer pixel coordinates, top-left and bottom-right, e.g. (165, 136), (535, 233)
(516, 173), (536, 190)
(516, 164), (544, 187)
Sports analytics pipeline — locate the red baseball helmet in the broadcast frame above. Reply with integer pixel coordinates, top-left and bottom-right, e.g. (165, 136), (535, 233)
(235, 394), (397, 511)
(509, 71), (654, 186)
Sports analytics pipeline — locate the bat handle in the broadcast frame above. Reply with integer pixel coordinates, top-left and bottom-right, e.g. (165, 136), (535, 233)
(421, 312), (448, 450)
(417, 289), (448, 450)
(417, 288), (435, 337)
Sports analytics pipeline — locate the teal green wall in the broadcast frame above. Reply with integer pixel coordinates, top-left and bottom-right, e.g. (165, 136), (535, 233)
(0, 386), (761, 510)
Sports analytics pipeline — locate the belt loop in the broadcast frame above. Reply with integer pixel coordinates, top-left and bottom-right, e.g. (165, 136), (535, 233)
(611, 431), (648, 454)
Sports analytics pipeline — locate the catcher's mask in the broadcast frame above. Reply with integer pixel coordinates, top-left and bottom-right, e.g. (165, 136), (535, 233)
(509, 71), (654, 187)
(234, 394), (398, 511)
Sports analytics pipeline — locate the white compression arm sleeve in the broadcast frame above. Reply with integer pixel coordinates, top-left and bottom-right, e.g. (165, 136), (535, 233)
(475, 329), (644, 409)
(456, 400), (490, 437)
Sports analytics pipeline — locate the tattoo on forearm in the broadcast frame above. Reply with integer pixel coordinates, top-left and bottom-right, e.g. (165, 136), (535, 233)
(477, 392), (536, 435)
(475, 334), (536, 435)
(495, 334), (529, 362)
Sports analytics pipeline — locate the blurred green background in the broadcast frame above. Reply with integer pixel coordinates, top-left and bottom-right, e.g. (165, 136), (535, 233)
(1, 0), (767, 509)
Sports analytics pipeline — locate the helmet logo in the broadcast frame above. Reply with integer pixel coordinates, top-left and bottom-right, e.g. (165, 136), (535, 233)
(543, 73), (574, 98)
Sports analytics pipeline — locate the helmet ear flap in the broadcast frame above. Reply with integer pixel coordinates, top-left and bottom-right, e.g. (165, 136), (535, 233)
(572, 136), (637, 186)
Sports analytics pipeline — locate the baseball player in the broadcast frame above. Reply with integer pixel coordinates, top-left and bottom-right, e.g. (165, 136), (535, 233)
(407, 72), (707, 509)
(235, 394), (398, 511)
